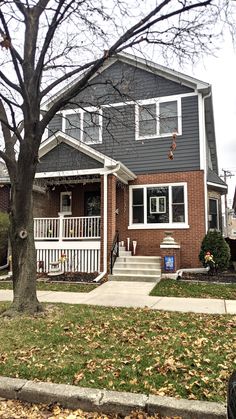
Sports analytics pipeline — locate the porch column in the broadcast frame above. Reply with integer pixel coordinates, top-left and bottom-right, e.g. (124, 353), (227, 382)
(107, 174), (117, 272)
(100, 174), (117, 273)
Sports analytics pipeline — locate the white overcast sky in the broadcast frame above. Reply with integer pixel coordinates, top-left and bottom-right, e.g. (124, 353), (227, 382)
(185, 38), (236, 205)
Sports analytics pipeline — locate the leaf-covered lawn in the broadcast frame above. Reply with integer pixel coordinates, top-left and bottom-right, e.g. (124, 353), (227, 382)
(150, 278), (236, 299)
(0, 399), (178, 419)
(0, 303), (235, 404)
(0, 281), (97, 293)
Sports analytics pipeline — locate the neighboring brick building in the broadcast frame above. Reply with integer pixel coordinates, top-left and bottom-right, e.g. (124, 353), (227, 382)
(0, 53), (227, 273)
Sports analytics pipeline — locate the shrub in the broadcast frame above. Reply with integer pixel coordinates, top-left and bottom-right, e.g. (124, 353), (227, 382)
(0, 212), (9, 265)
(199, 230), (231, 271)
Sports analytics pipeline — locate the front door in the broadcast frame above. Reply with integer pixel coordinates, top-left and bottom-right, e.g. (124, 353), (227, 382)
(84, 191), (101, 216)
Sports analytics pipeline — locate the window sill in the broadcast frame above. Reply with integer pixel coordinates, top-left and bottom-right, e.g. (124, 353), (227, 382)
(128, 223), (189, 230)
(136, 133), (181, 140)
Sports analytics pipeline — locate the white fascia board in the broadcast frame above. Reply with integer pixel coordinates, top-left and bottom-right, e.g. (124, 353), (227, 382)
(39, 131), (117, 167)
(207, 181), (228, 190)
(41, 58), (117, 111)
(35, 168), (107, 179)
(42, 53), (210, 111)
(118, 52), (210, 92)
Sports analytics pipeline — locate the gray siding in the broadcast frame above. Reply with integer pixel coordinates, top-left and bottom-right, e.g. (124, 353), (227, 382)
(37, 143), (103, 173)
(68, 60), (194, 107)
(46, 61), (200, 174)
(95, 95), (200, 173)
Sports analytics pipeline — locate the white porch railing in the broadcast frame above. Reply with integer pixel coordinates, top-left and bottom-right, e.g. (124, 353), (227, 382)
(34, 216), (101, 240)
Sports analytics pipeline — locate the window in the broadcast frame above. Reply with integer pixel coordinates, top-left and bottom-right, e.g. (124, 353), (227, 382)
(208, 198), (219, 229)
(63, 108), (102, 144)
(60, 192), (72, 214)
(130, 183), (187, 228)
(132, 188), (144, 223)
(136, 97), (181, 139)
(159, 101), (178, 134)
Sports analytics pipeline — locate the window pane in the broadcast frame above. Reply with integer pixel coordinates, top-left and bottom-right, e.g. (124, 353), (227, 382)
(61, 194), (71, 213)
(172, 186), (184, 203)
(83, 112), (100, 143)
(133, 189), (143, 205)
(147, 187), (169, 223)
(209, 199), (218, 229)
(65, 114), (81, 139)
(132, 189), (144, 223)
(133, 206), (144, 223)
(172, 204), (185, 222)
(172, 186), (185, 222)
(159, 101), (178, 134)
(139, 104), (156, 137)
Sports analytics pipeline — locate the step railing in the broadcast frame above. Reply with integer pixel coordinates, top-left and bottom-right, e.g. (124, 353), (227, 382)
(110, 231), (119, 274)
(34, 215), (101, 240)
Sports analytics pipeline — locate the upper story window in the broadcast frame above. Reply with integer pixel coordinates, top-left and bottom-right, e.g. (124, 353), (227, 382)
(129, 183), (188, 229)
(136, 97), (181, 140)
(63, 108), (102, 144)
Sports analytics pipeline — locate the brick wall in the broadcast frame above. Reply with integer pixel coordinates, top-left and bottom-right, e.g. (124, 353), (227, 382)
(0, 185), (10, 213)
(116, 170), (206, 268)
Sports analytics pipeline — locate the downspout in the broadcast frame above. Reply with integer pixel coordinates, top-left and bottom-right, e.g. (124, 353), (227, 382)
(174, 91), (212, 281)
(175, 266), (210, 280)
(202, 90), (212, 234)
(93, 163), (121, 283)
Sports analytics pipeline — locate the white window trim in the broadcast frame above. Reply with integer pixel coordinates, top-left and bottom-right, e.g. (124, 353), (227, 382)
(61, 107), (102, 144)
(60, 191), (72, 215)
(135, 95), (182, 140)
(150, 196), (166, 214)
(129, 182), (189, 229)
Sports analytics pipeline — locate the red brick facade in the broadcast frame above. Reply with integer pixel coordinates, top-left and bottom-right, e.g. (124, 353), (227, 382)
(115, 170), (206, 269)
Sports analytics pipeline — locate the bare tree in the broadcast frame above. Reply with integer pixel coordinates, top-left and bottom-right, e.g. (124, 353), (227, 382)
(0, 0), (234, 315)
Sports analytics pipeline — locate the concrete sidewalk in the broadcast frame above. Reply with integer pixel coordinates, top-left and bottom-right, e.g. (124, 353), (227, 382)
(0, 281), (236, 314)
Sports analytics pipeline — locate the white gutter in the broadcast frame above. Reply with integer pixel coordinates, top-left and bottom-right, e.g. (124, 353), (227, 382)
(93, 163), (121, 282)
(175, 266), (210, 280)
(202, 91), (212, 233)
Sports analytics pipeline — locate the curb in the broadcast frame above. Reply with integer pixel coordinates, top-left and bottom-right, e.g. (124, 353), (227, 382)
(0, 376), (227, 419)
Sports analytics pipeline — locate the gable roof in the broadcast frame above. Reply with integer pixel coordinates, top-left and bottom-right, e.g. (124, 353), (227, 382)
(38, 131), (136, 184)
(41, 52), (218, 175)
(207, 168), (227, 191)
(42, 52), (211, 110)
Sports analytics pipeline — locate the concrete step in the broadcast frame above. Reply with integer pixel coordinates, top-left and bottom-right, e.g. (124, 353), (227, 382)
(116, 256), (161, 263)
(118, 250), (132, 257)
(113, 268), (161, 276)
(114, 262), (161, 270)
(108, 274), (161, 283)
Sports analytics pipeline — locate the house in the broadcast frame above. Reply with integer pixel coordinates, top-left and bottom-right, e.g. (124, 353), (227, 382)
(0, 161), (10, 213)
(0, 53), (227, 276)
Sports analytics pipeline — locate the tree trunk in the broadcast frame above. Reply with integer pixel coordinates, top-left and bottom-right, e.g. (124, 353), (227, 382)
(3, 164), (43, 316)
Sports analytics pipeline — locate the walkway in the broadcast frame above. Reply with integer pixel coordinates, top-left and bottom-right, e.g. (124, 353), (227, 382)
(0, 281), (236, 314)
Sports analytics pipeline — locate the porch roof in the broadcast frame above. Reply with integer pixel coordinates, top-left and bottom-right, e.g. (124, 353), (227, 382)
(37, 131), (136, 184)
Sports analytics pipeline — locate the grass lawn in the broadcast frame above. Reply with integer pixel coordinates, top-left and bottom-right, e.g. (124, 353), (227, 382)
(0, 303), (235, 404)
(0, 281), (97, 293)
(150, 278), (236, 299)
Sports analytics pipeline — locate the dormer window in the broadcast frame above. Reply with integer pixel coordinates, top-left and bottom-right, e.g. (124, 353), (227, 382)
(136, 96), (181, 139)
(59, 108), (102, 144)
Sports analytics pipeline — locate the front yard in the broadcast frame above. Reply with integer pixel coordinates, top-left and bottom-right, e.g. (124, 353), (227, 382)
(0, 281), (97, 293)
(150, 278), (236, 299)
(0, 303), (235, 404)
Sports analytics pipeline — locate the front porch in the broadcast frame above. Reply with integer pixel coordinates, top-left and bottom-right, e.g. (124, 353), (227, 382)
(34, 214), (101, 274)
